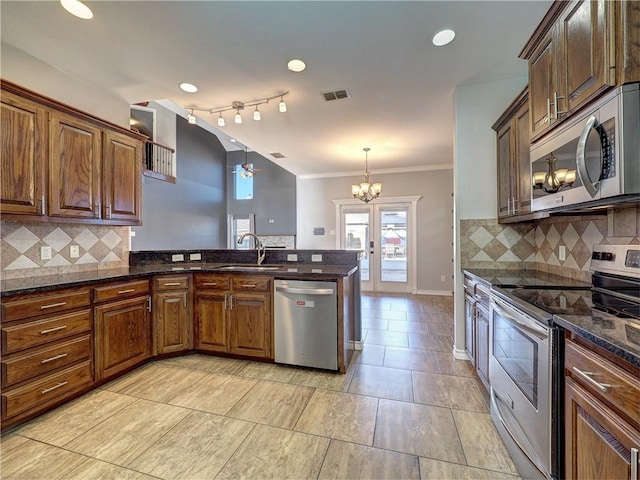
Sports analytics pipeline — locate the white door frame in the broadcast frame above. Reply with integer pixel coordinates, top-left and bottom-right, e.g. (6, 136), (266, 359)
(333, 196), (421, 293)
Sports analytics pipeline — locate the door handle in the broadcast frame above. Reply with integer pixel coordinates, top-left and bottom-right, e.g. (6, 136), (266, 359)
(576, 115), (600, 198)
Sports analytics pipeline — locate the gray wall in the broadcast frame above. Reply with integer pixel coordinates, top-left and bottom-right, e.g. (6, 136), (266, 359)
(132, 117), (227, 250)
(226, 150), (297, 235)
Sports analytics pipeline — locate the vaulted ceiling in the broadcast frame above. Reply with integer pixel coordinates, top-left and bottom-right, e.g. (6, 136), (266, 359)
(1, 1), (551, 177)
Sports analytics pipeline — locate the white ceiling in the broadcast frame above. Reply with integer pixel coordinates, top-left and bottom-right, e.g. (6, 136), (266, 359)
(1, 1), (551, 177)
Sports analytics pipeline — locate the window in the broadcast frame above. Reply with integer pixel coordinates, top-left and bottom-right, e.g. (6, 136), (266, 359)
(234, 164), (254, 200)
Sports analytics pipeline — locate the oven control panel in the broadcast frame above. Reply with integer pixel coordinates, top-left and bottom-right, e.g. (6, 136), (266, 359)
(591, 245), (640, 278)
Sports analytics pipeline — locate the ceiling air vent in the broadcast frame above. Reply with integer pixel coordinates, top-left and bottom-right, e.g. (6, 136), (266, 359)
(321, 89), (350, 102)
(270, 152), (286, 159)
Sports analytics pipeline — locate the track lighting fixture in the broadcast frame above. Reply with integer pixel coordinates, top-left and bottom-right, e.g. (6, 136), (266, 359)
(187, 110), (197, 124)
(184, 91), (289, 127)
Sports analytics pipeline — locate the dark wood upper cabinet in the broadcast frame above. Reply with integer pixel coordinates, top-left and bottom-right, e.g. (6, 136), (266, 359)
(103, 130), (142, 223)
(0, 91), (47, 216)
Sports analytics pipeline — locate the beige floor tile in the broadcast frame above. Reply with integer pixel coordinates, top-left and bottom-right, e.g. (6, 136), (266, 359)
(105, 364), (209, 402)
(15, 390), (136, 447)
(453, 409), (519, 475)
(387, 320), (428, 334)
(189, 355), (249, 375)
(408, 333), (453, 352)
(361, 316), (390, 330)
(354, 344), (386, 366)
(425, 322), (454, 337)
(167, 372), (257, 414)
(319, 439), (420, 479)
(216, 424), (329, 479)
(239, 361), (298, 382)
(433, 351), (477, 377)
(365, 329), (409, 348)
(159, 353), (203, 368)
(65, 399), (190, 467)
(373, 399), (465, 464)
(383, 347), (440, 373)
(288, 366), (355, 392)
(348, 364), (413, 402)
(0, 433), (29, 455)
(1, 438), (88, 480)
(412, 372), (488, 413)
(407, 312), (446, 323)
(128, 411), (254, 479)
(63, 458), (157, 480)
(294, 389), (378, 445)
(419, 457), (521, 480)
(368, 309), (409, 321)
(227, 380), (314, 429)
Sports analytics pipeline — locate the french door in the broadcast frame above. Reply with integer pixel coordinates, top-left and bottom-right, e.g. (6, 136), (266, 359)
(335, 197), (419, 293)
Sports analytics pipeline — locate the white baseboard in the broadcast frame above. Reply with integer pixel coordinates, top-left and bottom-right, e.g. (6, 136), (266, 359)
(414, 289), (453, 296)
(452, 346), (470, 361)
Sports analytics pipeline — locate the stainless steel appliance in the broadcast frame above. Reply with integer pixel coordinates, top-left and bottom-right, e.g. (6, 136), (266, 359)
(530, 82), (639, 213)
(274, 279), (338, 370)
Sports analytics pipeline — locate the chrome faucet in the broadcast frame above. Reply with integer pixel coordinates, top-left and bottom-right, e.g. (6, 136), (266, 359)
(237, 233), (266, 265)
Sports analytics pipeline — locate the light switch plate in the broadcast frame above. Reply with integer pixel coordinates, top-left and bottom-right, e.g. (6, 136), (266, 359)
(311, 254), (322, 262)
(287, 254), (298, 262)
(189, 253), (202, 261)
(40, 246), (52, 260)
(559, 245), (566, 261)
(70, 245), (80, 258)
(172, 254), (185, 262)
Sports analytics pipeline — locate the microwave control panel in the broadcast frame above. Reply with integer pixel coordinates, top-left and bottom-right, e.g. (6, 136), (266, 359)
(597, 117), (616, 180)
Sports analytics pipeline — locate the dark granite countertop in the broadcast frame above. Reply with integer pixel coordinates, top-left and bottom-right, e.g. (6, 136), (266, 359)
(463, 268), (591, 289)
(1, 263), (358, 297)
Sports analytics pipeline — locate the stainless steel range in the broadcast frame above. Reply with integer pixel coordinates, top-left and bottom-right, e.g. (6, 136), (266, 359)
(489, 244), (640, 480)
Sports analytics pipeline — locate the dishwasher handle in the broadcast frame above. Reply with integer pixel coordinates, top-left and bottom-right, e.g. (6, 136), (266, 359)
(276, 286), (334, 295)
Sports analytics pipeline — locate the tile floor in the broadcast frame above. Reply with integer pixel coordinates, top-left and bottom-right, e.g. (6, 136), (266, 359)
(1, 293), (520, 480)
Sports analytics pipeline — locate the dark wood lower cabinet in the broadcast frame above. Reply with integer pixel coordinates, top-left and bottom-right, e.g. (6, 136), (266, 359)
(155, 290), (192, 355)
(195, 292), (228, 353)
(229, 292), (271, 358)
(94, 296), (151, 381)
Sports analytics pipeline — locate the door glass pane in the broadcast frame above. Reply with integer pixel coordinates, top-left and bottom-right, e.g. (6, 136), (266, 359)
(380, 209), (407, 282)
(344, 212), (369, 282)
(234, 218), (251, 248)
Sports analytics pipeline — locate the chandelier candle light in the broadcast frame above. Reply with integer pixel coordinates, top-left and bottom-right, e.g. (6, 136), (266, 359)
(352, 148), (382, 203)
(532, 152), (577, 194)
(184, 92), (289, 127)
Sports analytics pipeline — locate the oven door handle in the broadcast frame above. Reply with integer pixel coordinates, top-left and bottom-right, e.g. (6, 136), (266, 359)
(576, 115), (600, 198)
(492, 300), (549, 339)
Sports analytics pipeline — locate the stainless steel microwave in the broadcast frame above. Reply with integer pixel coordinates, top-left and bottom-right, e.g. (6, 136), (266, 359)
(530, 82), (639, 212)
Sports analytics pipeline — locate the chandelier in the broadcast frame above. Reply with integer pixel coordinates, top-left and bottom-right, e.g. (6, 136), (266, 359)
(352, 148), (382, 203)
(532, 153), (577, 194)
(185, 91), (289, 126)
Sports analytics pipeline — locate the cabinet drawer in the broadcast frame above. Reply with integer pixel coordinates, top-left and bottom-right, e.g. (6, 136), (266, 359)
(2, 360), (93, 420)
(195, 274), (230, 290)
(566, 340), (640, 427)
(94, 280), (149, 303)
(231, 276), (271, 292)
(2, 309), (91, 354)
(1, 289), (90, 322)
(2, 335), (91, 388)
(154, 275), (190, 291)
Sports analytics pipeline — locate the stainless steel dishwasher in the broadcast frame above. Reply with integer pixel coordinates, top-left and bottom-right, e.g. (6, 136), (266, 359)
(274, 279), (338, 370)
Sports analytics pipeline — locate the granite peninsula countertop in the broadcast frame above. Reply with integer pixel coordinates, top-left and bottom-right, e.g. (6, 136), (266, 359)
(463, 268), (591, 289)
(1, 263), (358, 297)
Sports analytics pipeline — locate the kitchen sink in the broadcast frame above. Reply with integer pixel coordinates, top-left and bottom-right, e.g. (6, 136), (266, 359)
(217, 265), (281, 271)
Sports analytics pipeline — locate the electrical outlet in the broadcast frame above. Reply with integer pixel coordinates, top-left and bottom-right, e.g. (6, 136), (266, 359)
(311, 254), (322, 262)
(172, 254), (184, 262)
(189, 253), (202, 261)
(69, 245), (80, 258)
(440, 275), (446, 282)
(287, 254), (298, 262)
(559, 245), (566, 261)
(40, 246), (52, 260)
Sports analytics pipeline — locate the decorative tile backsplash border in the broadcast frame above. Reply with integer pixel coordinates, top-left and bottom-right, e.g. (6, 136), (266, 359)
(1, 221), (129, 280)
(460, 206), (640, 282)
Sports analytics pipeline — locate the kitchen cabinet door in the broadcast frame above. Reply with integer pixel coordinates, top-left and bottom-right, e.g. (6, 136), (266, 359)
(229, 292), (271, 359)
(103, 130), (142, 224)
(515, 103), (531, 215)
(496, 121), (514, 219)
(475, 305), (490, 391)
(94, 296), (151, 380)
(1, 91), (47, 216)
(565, 377), (640, 480)
(155, 290), (192, 355)
(464, 293), (476, 365)
(529, 27), (559, 139)
(195, 292), (228, 353)
(49, 111), (101, 219)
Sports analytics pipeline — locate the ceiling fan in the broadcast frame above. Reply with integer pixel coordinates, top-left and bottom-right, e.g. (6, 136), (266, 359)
(230, 147), (264, 177)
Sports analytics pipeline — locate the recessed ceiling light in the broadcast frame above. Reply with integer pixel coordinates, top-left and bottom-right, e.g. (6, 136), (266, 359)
(179, 82), (198, 93)
(432, 29), (455, 46)
(60, 0), (93, 19)
(230, 138), (237, 143)
(287, 59), (306, 72)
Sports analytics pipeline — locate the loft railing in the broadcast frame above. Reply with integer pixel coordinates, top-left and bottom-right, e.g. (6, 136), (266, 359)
(143, 140), (176, 183)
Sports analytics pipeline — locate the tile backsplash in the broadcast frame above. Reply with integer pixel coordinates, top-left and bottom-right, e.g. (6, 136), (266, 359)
(460, 206), (640, 281)
(1, 221), (129, 280)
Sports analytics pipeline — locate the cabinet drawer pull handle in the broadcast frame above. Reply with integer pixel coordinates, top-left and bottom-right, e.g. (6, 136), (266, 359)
(106, 203), (112, 219)
(40, 325), (67, 334)
(240, 284), (256, 288)
(40, 302), (67, 310)
(202, 282), (217, 286)
(572, 367), (610, 393)
(41, 381), (68, 395)
(163, 282), (181, 286)
(631, 448), (638, 480)
(118, 289), (136, 294)
(41, 353), (68, 364)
